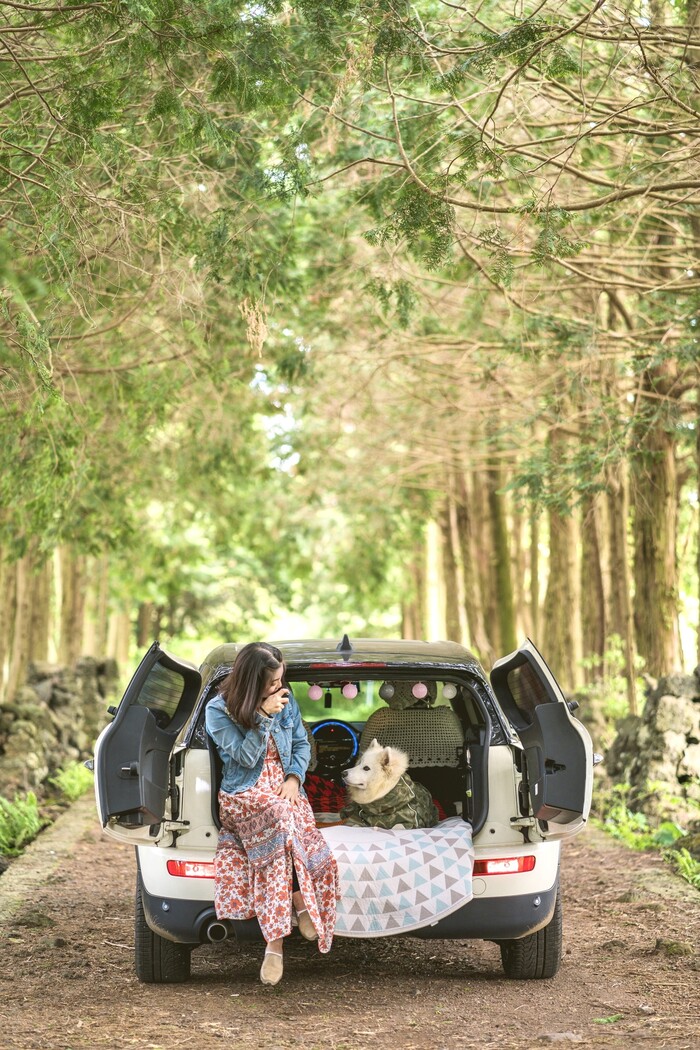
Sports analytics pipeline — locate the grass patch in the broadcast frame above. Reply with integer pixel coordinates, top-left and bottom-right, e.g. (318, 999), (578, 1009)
(0, 761), (94, 859)
(594, 781), (700, 890)
(47, 760), (94, 802)
(0, 793), (50, 857)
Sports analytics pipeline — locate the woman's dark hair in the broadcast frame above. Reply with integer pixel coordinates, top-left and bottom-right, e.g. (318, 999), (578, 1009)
(219, 642), (285, 729)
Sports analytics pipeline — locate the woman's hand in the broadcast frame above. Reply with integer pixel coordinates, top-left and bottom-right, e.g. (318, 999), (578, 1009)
(277, 776), (300, 805)
(260, 687), (289, 717)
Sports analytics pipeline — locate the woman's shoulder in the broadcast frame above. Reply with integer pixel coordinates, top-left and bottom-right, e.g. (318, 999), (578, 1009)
(205, 693), (230, 724)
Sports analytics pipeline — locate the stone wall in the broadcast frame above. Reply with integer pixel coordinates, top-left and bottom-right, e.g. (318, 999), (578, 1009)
(605, 670), (700, 820)
(0, 659), (120, 795)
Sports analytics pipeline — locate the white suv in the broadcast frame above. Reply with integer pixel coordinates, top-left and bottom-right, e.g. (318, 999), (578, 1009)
(93, 636), (593, 982)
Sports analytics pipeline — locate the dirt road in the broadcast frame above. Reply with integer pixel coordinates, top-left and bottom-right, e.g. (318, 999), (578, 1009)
(0, 795), (698, 1050)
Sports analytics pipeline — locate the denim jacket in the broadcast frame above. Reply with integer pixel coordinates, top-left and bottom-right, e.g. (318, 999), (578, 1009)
(205, 691), (310, 796)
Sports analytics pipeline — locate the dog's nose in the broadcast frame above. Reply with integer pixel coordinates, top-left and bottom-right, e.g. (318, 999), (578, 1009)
(341, 770), (349, 781)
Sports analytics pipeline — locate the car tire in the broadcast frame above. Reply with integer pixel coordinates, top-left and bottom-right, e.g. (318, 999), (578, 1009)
(499, 886), (563, 979)
(135, 876), (191, 983)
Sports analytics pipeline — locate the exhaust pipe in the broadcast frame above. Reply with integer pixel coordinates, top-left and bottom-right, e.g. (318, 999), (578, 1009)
(205, 920), (229, 943)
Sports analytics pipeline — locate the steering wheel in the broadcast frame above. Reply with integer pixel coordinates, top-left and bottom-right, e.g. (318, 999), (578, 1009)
(310, 719), (359, 777)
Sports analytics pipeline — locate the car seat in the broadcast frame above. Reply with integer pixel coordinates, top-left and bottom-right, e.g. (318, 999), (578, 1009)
(359, 702), (467, 816)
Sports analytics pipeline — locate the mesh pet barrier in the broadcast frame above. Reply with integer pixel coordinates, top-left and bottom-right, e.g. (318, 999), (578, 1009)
(359, 707), (465, 768)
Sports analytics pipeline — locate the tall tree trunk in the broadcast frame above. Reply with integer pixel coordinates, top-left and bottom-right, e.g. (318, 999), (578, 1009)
(0, 551), (14, 698)
(471, 468), (496, 655)
(107, 610), (132, 668)
(5, 554), (33, 702)
(606, 464), (638, 712)
(95, 554), (110, 658)
(631, 366), (682, 677)
(542, 507), (582, 691)
(455, 471), (494, 665)
(530, 507), (541, 641)
(486, 455), (517, 655)
(402, 542), (426, 639)
(136, 602), (156, 647)
(511, 504), (531, 640)
(59, 546), (87, 665)
(440, 501), (462, 642)
(580, 494), (606, 682)
(447, 493), (469, 646)
(28, 557), (52, 664)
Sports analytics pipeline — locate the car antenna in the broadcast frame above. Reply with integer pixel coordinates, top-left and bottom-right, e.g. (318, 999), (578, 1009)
(336, 634), (352, 662)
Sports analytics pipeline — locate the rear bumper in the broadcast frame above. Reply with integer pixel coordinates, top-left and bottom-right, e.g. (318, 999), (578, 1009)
(137, 851), (558, 946)
(412, 876), (558, 940)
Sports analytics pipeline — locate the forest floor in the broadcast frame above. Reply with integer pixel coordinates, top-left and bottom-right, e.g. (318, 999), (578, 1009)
(0, 795), (698, 1050)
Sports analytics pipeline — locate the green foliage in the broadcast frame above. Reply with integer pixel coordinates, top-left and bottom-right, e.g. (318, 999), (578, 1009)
(668, 848), (700, 890)
(47, 762), (94, 803)
(478, 225), (513, 288)
(529, 208), (587, 265)
(364, 183), (454, 269)
(0, 793), (49, 857)
(578, 635), (645, 732)
(595, 782), (688, 851)
(365, 278), (417, 327)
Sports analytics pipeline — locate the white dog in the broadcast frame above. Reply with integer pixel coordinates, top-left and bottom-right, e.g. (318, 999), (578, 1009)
(341, 738), (438, 829)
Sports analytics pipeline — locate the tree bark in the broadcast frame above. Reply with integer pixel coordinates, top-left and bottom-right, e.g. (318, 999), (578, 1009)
(530, 507), (541, 641)
(5, 554), (32, 702)
(107, 610), (131, 668)
(59, 546), (87, 666)
(542, 506), (582, 691)
(580, 494), (606, 682)
(439, 501), (462, 642)
(28, 557), (52, 664)
(511, 504), (531, 641)
(606, 464), (638, 712)
(631, 366), (682, 677)
(0, 552), (14, 699)
(486, 455), (517, 655)
(454, 471), (494, 665)
(402, 542), (426, 640)
(136, 602), (156, 648)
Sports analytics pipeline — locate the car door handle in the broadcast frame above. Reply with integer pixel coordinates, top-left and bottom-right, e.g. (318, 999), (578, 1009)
(119, 762), (139, 778)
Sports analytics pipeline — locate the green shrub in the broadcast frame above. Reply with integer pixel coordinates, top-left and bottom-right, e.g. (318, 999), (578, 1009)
(594, 782), (687, 850)
(0, 793), (50, 857)
(594, 780), (700, 889)
(667, 848), (700, 890)
(47, 760), (94, 802)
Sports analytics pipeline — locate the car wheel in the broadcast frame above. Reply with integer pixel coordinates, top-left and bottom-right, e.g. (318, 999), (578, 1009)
(135, 875), (191, 983)
(499, 886), (563, 979)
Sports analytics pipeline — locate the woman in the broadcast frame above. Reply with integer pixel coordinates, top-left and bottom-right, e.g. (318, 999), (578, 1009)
(205, 642), (340, 986)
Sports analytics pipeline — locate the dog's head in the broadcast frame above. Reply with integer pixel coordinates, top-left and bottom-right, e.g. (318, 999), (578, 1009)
(342, 738), (409, 803)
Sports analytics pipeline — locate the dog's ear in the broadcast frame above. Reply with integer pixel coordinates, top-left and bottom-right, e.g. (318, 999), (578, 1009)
(369, 738), (381, 750)
(380, 747), (391, 769)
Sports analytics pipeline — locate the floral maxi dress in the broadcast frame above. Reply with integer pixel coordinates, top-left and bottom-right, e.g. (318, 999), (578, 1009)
(214, 738), (340, 952)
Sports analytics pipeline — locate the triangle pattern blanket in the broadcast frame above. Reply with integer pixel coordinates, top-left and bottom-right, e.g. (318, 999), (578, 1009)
(320, 817), (474, 937)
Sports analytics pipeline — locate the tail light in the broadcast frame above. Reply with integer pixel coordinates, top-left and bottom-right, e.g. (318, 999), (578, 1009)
(473, 856), (536, 876)
(166, 859), (215, 879)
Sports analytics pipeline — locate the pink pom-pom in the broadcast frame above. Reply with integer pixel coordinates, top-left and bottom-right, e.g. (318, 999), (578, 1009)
(412, 682), (428, 699)
(342, 682), (358, 699)
(308, 684), (323, 701)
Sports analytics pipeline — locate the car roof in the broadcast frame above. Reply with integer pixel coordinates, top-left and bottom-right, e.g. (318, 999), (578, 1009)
(199, 637), (486, 681)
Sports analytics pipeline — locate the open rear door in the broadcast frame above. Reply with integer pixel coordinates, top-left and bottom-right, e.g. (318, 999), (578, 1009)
(94, 643), (201, 844)
(490, 639), (593, 840)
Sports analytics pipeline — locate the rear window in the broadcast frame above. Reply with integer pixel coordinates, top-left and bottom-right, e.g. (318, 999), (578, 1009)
(138, 663), (186, 726)
(288, 677), (452, 722)
(505, 661), (551, 727)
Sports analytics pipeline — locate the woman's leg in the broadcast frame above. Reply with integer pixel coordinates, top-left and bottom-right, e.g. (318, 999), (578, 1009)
(260, 936), (284, 985)
(292, 867), (318, 941)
